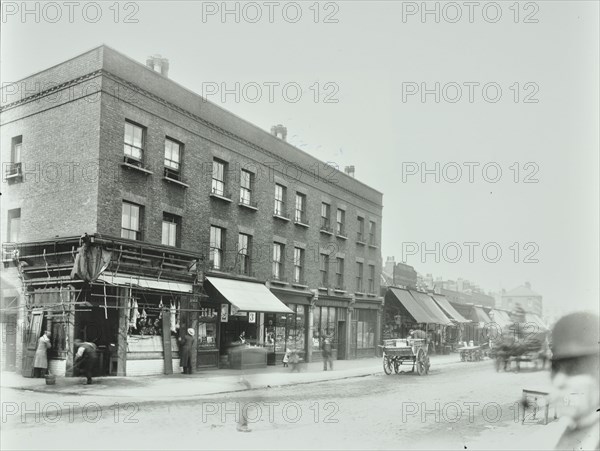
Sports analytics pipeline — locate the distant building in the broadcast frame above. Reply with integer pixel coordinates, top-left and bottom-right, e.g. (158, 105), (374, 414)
(500, 282), (543, 316)
(381, 257), (417, 289)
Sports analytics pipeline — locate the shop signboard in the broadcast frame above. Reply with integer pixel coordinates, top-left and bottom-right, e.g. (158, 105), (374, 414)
(220, 304), (229, 322)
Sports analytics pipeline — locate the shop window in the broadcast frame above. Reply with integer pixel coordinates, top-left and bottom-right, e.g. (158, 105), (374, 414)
(121, 201), (143, 240)
(312, 306), (337, 351)
(356, 309), (376, 349)
(161, 213), (181, 247)
(124, 121), (145, 164)
(264, 304), (306, 354)
(198, 308), (218, 349)
(210, 226), (225, 270)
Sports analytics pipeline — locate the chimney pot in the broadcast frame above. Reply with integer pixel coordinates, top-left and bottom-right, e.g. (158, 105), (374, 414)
(146, 54), (169, 77)
(271, 124), (287, 141)
(344, 165), (355, 178)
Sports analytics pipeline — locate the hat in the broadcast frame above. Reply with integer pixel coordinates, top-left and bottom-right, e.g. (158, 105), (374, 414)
(551, 312), (599, 360)
(187, 328), (195, 336)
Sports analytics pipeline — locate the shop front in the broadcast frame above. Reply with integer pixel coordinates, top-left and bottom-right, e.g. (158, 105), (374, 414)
(204, 276), (294, 368)
(383, 288), (453, 354)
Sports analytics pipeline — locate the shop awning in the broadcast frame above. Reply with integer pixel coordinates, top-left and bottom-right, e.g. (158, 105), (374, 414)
(206, 277), (293, 313)
(98, 273), (194, 293)
(525, 313), (548, 331)
(431, 295), (470, 323)
(489, 310), (513, 329)
(472, 306), (491, 325)
(388, 288), (434, 323)
(409, 290), (453, 325)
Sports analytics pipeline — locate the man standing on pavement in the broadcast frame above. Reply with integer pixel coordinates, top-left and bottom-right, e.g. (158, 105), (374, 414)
(322, 330), (333, 371)
(33, 330), (51, 378)
(74, 339), (98, 385)
(548, 312), (599, 450)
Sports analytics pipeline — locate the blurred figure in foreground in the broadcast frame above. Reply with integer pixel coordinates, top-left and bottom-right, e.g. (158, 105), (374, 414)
(549, 312), (599, 450)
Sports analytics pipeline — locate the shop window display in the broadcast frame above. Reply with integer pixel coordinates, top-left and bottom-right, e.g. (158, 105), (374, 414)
(312, 306), (337, 351)
(127, 294), (181, 337)
(264, 304), (306, 354)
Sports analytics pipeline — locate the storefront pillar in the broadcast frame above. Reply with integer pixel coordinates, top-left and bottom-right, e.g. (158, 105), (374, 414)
(375, 305), (383, 357)
(64, 288), (77, 376)
(116, 287), (129, 376)
(307, 305), (314, 363)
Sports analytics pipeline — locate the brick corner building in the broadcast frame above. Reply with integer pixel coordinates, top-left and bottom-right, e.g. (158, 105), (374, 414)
(1, 45), (384, 376)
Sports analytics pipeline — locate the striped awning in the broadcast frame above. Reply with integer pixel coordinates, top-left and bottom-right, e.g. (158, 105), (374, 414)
(431, 295), (470, 323)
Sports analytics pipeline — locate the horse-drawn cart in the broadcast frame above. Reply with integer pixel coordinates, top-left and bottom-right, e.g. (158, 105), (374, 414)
(381, 338), (430, 375)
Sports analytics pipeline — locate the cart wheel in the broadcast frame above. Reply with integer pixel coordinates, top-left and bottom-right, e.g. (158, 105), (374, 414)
(383, 355), (393, 375)
(416, 349), (427, 376)
(394, 360), (401, 374)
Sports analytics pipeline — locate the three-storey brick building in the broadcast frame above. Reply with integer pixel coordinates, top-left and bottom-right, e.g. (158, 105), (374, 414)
(1, 46), (383, 376)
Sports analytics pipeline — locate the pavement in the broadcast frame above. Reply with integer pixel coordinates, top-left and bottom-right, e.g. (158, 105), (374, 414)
(0, 353), (467, 411)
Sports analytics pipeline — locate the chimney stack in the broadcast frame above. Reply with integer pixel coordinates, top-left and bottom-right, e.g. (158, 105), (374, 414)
(146, 54), (169, 77)
(525, 281), (531, 289)
(344, 165), (355, 178)
(271, 124), (287, 141)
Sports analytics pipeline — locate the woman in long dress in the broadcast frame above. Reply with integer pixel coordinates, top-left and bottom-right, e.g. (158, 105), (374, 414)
(33, 331), (51, 378)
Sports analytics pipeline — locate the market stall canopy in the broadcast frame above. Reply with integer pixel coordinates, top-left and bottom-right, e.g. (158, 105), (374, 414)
(388, 288), (434, 324)
(206, 277), (293, 313)
(525, 313), (548, 331)
(472, 306), (492, 325)
(409, 290), (453, 325)
(98, 273), (194, 293)
(489, 310), (512, 329)
(431, 295), (470, 323)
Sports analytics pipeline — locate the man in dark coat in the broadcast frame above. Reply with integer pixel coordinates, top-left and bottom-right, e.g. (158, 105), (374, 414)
(74, 339), (98, 385)
(321, 331), (333, 371)
(179, 328), (195, 374)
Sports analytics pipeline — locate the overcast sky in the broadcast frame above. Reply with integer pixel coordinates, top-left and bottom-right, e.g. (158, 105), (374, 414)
(2, 1), (598, 318)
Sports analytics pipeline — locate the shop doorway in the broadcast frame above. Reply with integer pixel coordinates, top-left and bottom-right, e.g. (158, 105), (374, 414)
(337, 321), (346, 359)
(22, 309), (44, 377)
